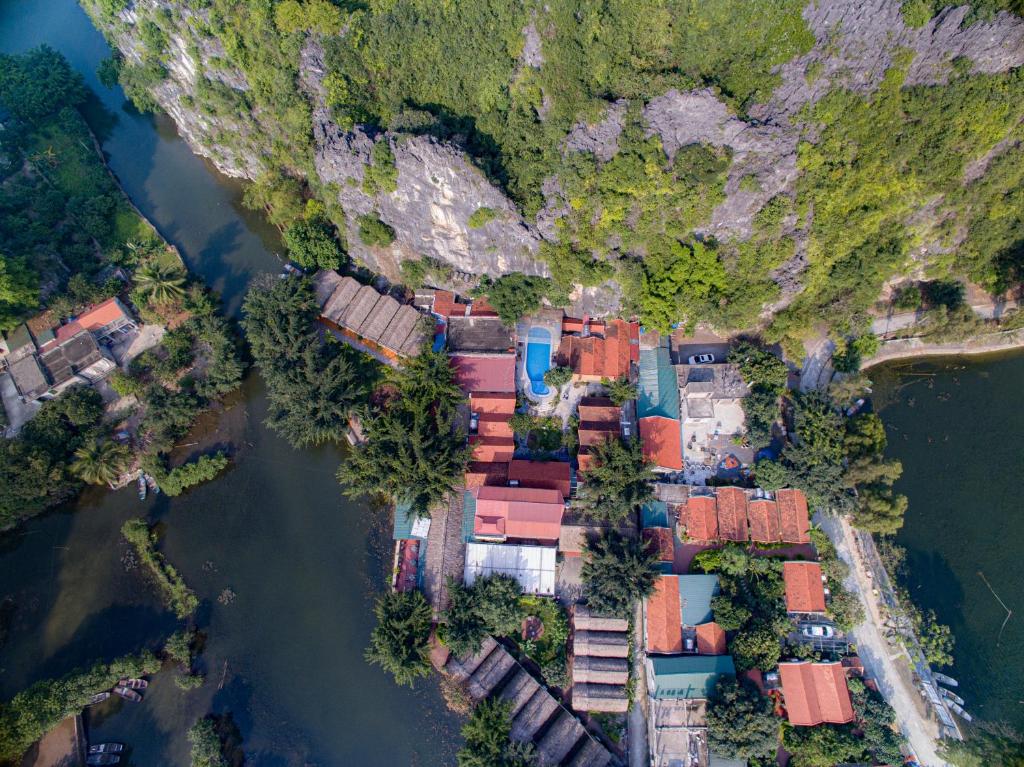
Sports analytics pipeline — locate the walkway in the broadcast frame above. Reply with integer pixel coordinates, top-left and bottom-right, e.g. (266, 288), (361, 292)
(627, 599), (649, 767)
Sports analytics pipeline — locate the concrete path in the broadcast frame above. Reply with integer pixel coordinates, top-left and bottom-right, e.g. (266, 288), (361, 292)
(627, 600), (649, 767)
(817, 515), (948, 767)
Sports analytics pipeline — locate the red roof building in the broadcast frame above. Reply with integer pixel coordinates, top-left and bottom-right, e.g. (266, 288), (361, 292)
(716, 487), (748, 542)
(643, 527), (675, 564)
(777, 489), (811, 544)
(452, 354), (516, 394)
(508, 460), (571, 498)
(645, 575), (683, 654)
(695, 622), (728, 655)
(554, 319), (638, 381)
(684, 496), (718, 541)
(747, 498), (782, 544)
(74, 297), (136, 340)
(783, 562), (827, 614)
(639, 416), (682, 470)
(562, 316), (586, 334)
(778, 661), (855, 726)
(476, 414), (514, 439)
(473, 486), (564, 543)
(470, 392), (516, 414)
(468, 297), (498, 317)
(464, 461), (509, 489)
(578, 397), (621, 424)
(470, 436), (515, 463)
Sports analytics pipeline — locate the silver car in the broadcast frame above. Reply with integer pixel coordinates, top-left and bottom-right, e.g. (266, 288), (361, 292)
(688, 353), (715, 365)
(801, 624), (835, 638)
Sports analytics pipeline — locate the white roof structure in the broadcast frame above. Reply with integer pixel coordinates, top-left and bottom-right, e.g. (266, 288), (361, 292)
(464, 542), (557, 596)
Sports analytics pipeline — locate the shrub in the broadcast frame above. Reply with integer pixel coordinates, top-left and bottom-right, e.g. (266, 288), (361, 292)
(121, 518), (198, 618)
(283, 217), (344, 270)
(362, 140), (399, 195)
(467, 207), (498, 228)
(153, 452), (230, 496)
(357, 214), (396, 247)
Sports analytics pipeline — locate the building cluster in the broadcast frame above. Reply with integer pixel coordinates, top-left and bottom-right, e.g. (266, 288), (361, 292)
(679, 487), (812, 545)
(0, 298), (137, 406)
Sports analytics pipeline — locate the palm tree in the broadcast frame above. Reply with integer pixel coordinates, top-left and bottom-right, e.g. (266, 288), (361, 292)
(134, 263), (187, 304)
(72, 439), (131, 487)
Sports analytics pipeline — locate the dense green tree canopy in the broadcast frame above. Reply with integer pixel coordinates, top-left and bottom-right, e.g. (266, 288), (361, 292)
(365, 590), (434, 688)
(441, 574), (524, 658)
(706, 679), (779, 761)
(582, 531), (659, 618)
(573, 437), (655, 523)
(458, 698), (537, 767)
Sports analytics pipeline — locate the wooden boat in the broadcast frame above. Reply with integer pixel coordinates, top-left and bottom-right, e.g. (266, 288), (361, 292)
(88, 743), (124, 754)
(118, 677), (148, 690)
(946, 701), (973, 722)
(113, 685), (142, 702)
(88, 691), (111, 705)
(145, 474), (160, 495)
(86, 754), (120, 766)
(137, 475), (147, 501)
(933, 672), (959, 687)
(940, 688), (965, 706)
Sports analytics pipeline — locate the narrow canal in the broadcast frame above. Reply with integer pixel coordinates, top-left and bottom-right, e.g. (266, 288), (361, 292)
(0, 0), (461, 763)
(873, 352), (1024, 732)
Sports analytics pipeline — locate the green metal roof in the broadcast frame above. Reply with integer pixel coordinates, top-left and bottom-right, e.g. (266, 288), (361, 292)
(641, 500), (669, 528)
(649, 654), (735, 699)
(392, 501), (425, 540)
(678, 574), (720, 626)
(638, 340), (680, 420)
(462, 491), (477, 542)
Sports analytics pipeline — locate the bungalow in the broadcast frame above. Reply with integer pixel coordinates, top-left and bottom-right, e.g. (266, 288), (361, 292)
(508, 459), (572, 498)
(74, 297), (138, 344)
(778, 661), (855, 726)
(783, 561), (828, 615)
(576, 396), (621, 473)
(317, 274), (427, 359)
(678, 487), (812, 546)
(554, 318), (638, 383)
(638, 334), (682, 471)
(644, 574), (728, 656)
(646, 655), (736, 700)
(472, 485), (565, 544)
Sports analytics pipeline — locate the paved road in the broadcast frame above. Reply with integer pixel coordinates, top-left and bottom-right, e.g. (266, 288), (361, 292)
(627, 600), (650, 767)
(817, 515), (949, 767)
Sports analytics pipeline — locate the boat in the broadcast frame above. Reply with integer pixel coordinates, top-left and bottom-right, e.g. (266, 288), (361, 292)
(86, 754), (120, 766)
(119, 677), (148, 690)
(137, 475), (147, 501)
(88, 744), (125, 754)
(933, 672), (959, 687)
(113, 685), (142, 702)
(145, 474), (160, 495)
(87, 692), (111, 705)
(946, 701), (973, 722)
(940, 688), (965, 706)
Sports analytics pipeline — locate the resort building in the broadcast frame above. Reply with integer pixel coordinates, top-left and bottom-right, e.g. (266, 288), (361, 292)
(576, 396), (622, 473)
(644, 574), (728, 656)
(570, 606), (630, 714)
(73, 297), (138, 344)
(463, 542), (557, 596)
(471, 485), (565, 545)
(778, 661), (855, 726)
(783, 562), (828, 615)
(679, 487), (812, 545)
(638, 333), (683, 471)
(675, 361), (750, 467)
(646, 655), (736, 700)
(554, 317), (639, 383)
(508, 459), (572, 497)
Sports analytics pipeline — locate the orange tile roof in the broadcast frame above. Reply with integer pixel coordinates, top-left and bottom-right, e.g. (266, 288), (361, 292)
(643, 527), (675, 562)
(554, 320), (636, 380)
(474, 485), (564, 542)
(695, 622), (728, 655)
(577, 450), (597, 473)
(508, 460), (571, 498)
(470, 436), (515, 462)
(432, 290), (465, 317)
(779, 662), (855, 726)
(646, 575), (683, 653)
(777, 488), (811, 544)
(716, 487), (748, 542)
(747, 499), (781, 543)
(639, 416), (682, 470)
(75, 298), (130, 333)
(562, 316), (585, 333)
(578, 426), (619, 448)
(783, 562), (827, 613)
(476, 414), (514, 439)
(469, 297), (498, 317)
(464, 461), (509, 489)
(684, 496), (719, 541)
(578, 397), (621, 424)
(452, 354), (516, 394)
(470, 392), (517, 414)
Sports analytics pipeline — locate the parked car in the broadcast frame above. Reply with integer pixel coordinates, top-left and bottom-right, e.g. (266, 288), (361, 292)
(89, 744), (125, 754)
(687, 353), (715, 364)
(801, 624), (835, 638)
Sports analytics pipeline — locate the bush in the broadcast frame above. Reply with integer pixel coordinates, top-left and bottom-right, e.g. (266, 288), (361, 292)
(357, 214), (396, 247)
(467, 207), (498, 228)
(188, 718), (226, 767)
(475, 273), (562, 327)
(121, 518), (198, 618)
(543, 366), (573, 389)
(153, 452), (230, 496)
(362, 140), (399, 195)
(283, 217), (344, 270)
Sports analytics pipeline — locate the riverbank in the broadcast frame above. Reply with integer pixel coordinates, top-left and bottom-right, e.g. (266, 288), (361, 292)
(863, 327), (1024, 370)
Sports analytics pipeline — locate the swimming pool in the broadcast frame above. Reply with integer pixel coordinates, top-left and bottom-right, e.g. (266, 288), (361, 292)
(525, 326), (552, 395)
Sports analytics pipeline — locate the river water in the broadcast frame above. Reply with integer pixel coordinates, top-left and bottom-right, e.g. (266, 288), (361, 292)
(874, 353), (1024, 732)
(0, 0), (460, 764)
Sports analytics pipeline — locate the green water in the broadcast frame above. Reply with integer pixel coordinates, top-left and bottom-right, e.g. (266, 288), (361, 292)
(875, 353), (1024, 731)
(0, 0), (460, 763)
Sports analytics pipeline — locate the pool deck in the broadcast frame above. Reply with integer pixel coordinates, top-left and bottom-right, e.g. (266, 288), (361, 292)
(516, 310), (564, 409)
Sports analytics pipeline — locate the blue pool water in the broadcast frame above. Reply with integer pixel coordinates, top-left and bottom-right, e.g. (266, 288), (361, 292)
(526, 327), (553, 394)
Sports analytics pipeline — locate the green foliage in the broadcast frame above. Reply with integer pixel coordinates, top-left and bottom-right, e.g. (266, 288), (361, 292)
(458, 698), (538, 767)
(283, 216), (344, 270)
(0, 651), (161, 762)
(362, 140), (399, 196)
(153, 452), (230, 496)
(121, 518), (199, 618)
(0, 46), (85, 123)
(729, 625), (782, 672)
(475, 273), (562, 327)
(848, 677), (904, 766)
(164, 629), (196, 667)
(441, 574), (524, 658)
(467, 207), (498, 229)
(134, 262), (187, 304)
(582, 531), (659, 618)
(731, 340), (788, 393)
(118, 61), (167, 113)
(357, 214), (396, 247)
(339, 350), (469, 515)
(243, 172), (306, 228)
(706, 679), (779, 761)
(601, 376), (636, 406)
(243, 276), (374, 448)
(274, 0), (345, 35)
(71, 439), (131, 487)
(942, 722), (1024, 767)
(365, 590), (434, 688)
(901, 0), (935, 27)
(188, 718), (227, 767)
(573, 437), (655, 523)
(782, 722), (865, 767)
(543, 365), (573, 389)
(910, 606), (956, 667)
(518, 595), (569, 687)
(710, 594), (751, 632)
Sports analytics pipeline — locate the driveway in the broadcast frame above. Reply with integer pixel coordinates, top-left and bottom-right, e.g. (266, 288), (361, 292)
(0, 372), (40, 434)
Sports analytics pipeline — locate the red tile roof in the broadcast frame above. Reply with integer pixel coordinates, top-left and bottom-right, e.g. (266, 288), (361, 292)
(578, 397), (621, 424)
(508, 460), (571, 498)
(639, 416), (682, 470)
(643, 527), (675, 563)
(684, 496), (719, 541)
(747, 499), (781, 544)
(476, 414), (514, 439)
(470, 436), (515, 462)
(779, 662), (855, 726)
(452, 354), (516, 394)
(554, 319), (637, 379)
(695, 622), (728, 655)
(469, 297), (498, 317)
(432, 290), (466, 317)
(41, 321), (86, 351)
(579, 426), (619, 448)
(470, 392), (517, 414)
(577, 450), (597, 473)
(464, 461), (509, 489)
(646, 575), (683, 654)
(562, 316), (586, 333)
(777, 489), (811, 544)
(75, 298), (131, 333)
(783, 562), (827, 613)
(474, 486), (564, 542)
(716, 487), (748, 542)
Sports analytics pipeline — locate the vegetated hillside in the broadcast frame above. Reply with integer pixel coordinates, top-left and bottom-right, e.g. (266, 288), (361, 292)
(81, 0), (1024, 354)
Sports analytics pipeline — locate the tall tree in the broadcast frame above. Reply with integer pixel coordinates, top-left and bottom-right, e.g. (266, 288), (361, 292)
(706, 679), (779, 761)
(187, 718), (227, 767)
(134, 263), (187, 304)
(582, 531), (659, 618)
(458, 698), (537, 767)
(365, 590), (433, 688)
(71, 439), (130, 487)
(574, 437), (654, 523)
(441, 574), (523, 658)
(782, 722), (865, 767)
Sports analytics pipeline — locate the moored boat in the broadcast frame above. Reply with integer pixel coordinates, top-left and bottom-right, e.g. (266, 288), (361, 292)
(113, 685), (142, 702)
(88, 743), (124, 754)
(137, 475), (147, 501)
(87, 691), (111, 705)
(118, 677), (148, 690)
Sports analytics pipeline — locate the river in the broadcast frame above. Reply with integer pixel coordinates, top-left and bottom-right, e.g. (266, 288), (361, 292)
(874, 352), (1024, 733)
(0, 0), (461, 764)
